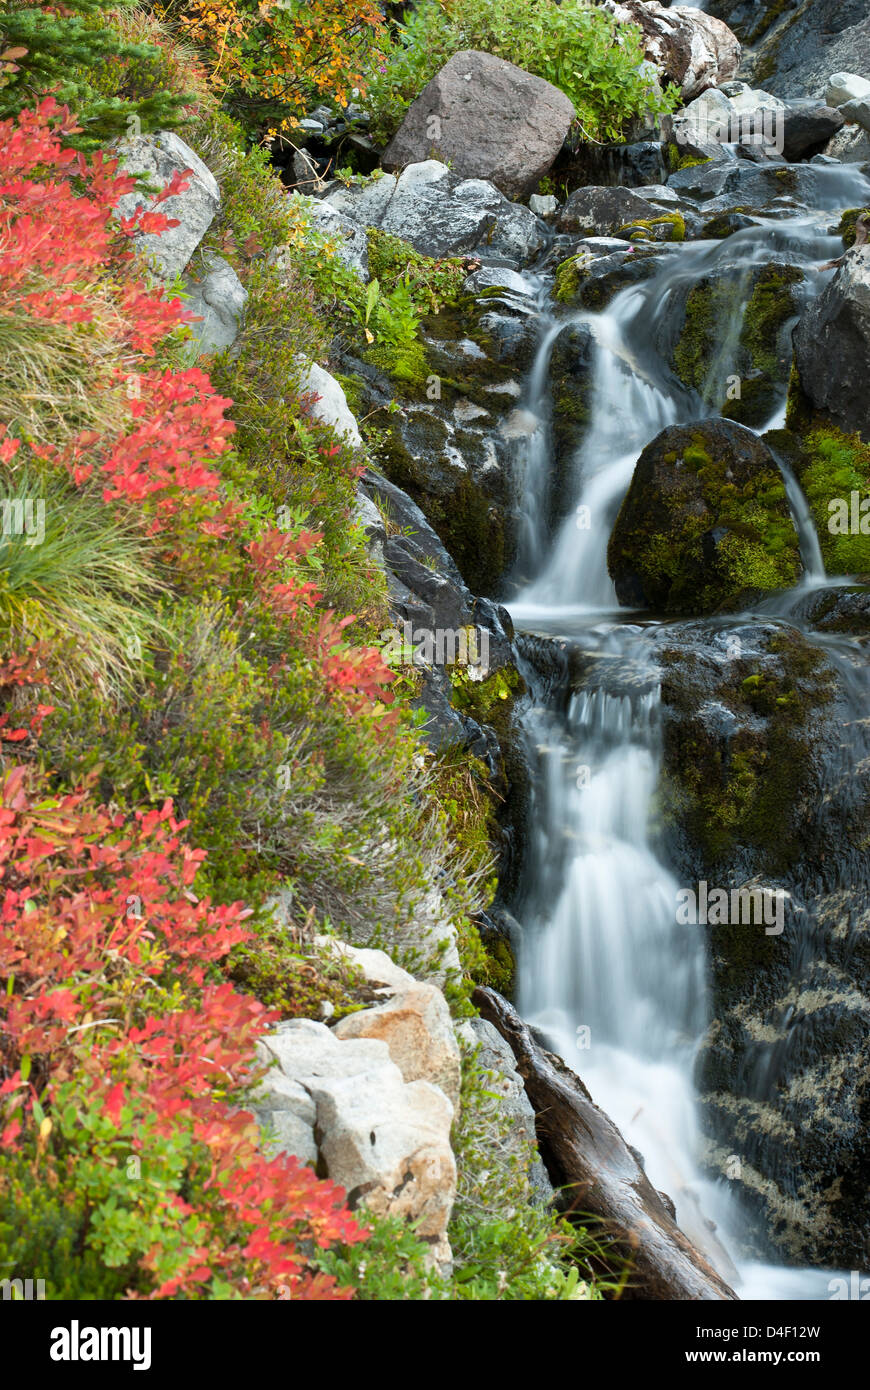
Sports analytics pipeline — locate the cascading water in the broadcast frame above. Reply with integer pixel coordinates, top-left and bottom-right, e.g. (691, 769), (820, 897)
(505, 164), (870, 1299)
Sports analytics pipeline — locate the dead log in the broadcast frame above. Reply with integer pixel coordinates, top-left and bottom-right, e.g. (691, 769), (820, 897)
(473, 985), (738, 1301)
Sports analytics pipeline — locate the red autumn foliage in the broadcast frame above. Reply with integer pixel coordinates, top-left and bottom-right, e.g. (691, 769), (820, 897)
(0, 753), (368, 1298)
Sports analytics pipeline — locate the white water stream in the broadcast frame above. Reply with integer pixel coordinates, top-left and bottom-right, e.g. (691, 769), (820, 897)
(504, 167), (870, 1299)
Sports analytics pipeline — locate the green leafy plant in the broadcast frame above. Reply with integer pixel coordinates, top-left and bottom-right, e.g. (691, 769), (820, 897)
(366, 0), (678, 146)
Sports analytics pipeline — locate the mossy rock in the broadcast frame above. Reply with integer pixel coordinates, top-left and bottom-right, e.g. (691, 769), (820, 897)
(555, 246), (665, 313)
(670, 261), (804, 428)
(836, 207), (870, 249)
(615, 212), (685, 243)
(700, 211), (756, 240)
(765, 423), (870, 577)
(607, 419), (802, 614)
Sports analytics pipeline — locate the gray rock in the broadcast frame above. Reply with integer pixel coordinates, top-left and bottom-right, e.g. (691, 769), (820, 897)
(824, 123), (870, 163)
(557, 185), (665, 237)
(463, 265), (535, 298)
(840, 96), (870, 133)
(291, 146), (323, 196)
(826, 72), (870, 108)
(298, 198), (370, 281)
(794, 244), (870, 440)
(184, 255), (247, 355)
(528, 193), (558, 220)
(382, 50), (575, 201)
(321, 161), (542, 264)
(295, 360), (362, 447)
(458, 1018), (554, 1206)
(115, 131), (220, 282)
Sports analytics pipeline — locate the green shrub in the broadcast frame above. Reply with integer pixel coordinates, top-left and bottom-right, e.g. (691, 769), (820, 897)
(366, 0), (678, 145)
(0, 0), (189, 147)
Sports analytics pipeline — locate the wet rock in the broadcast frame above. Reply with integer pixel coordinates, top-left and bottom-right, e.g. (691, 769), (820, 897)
(557, 185), (665, 236)
(607, 419), (802, 614)
(667, 260), (804, 427)
(114, 131), (220, 282)
(655, 618), (870, 1268)
(547, 322), (597, 521)
(793, 243), (870, 440)
(556, 140), (668, 191)
(382, 51), (575, 201)
(601, 2), (741, 102)
(321, 161), (543, 264)
(781, 105), (845, 162)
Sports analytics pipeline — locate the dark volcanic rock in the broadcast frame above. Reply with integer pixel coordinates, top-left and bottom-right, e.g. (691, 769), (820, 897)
(793, 243), (870, 440)
(655, 617), (870, 1268)
(781, 104), (845, 161)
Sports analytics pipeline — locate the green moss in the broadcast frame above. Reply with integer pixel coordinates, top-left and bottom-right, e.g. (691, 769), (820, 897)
(615, 211), (685, 243)
(554, 254), (586, 303)
(665, 144), (711, 173)
(672, 265), (802, 427)
(746, 0), (794, 44)
(365, 227), (466, 312)
(778, 422), (867, 575)
(660, 628), (834, 873)
(837, 207), (870, 249)
(609, 425), (802, 613)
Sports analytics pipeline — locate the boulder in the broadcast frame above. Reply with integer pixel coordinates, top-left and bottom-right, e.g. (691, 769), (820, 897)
(840, 95), (870, 132)
(793, 243), (870, 440)
(528, 193), (558, 219)
(300, 199), (370, 281)
(295, 360), (362, 447)
(321, 161), (542, 264)
(324, 936), (462, 1109)
(607, 419), (802, 613)
(823, 123), (870, 163)
(256, 1018), (456, 1268)
(115, 131), (220, 282)
(781, 105), (845, 161)
(826, 72), (870, 108)
(557, 185), (665, 237)
(184, 255), (247, 356)
(334, 982), (461, 1111)
(382, 51), (576, 201)
(601, 1), (741, 101)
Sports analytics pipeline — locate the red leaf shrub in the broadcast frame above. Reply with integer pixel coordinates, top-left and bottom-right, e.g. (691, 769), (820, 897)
(0, 756), (368, 1298)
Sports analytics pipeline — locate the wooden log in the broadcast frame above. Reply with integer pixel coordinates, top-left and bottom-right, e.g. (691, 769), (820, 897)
(473, 985), (738, 1301)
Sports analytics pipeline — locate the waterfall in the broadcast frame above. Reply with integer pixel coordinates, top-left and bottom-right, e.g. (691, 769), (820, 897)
(504, 172), (870, 1298)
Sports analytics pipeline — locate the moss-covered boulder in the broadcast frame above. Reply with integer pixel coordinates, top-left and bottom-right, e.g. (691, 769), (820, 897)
(669, 261), (804, 428)
(553, 244), (667, 312)
(766, 422), (870, 579)
(547, 322), (596, 522)
(607, 419), (802, 613)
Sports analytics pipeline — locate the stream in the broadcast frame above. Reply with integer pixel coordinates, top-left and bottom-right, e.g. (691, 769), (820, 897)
(501, 161), (870, 1299)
